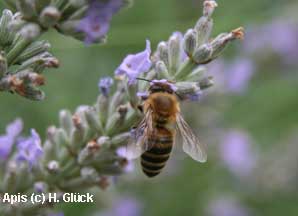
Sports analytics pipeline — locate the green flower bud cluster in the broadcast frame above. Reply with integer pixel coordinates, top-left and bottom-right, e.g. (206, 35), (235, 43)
(3, 0), (132, 42)
(0, 9), (59, 100)
(137, 0), (243, 100)
(0, 0), (132, 100)
(0, 103), (132, 215)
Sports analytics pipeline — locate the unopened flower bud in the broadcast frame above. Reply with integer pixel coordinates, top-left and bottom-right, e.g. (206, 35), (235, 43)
(0, 9), (14, 45)
(108, 86), (125, 115)
(34, 181), (48, 193)
(84, 107), (103, 133)
(0, 52), (7, 78)
(8, 18), (26, 32)
(70, 115), (86, 149)
(56, 20), (85, 41)
(175, 81), (201, 96)
(14, 82), (45, 100)
(183, 29), (197, 56)
(40, 6), (61, 28)
(199, 76), (214, 89)
(96, 94), (109, 125)
(105, 111), (126, 136)
(15, 40), (51, 63)
(203, 0), (218, 17)
(78, 139), (101, 165)
(111, 132), (131, 148)
(19, 23), (41, 41)
(126, 83), (138, 108)
(27, 72), (45, 86)
(210, 27), (244, 59)
(192, 44), (213, 64)
(16, 0), (37, 19)
(195, 16), (213, 46)
(168, 33), (181, 73)
(97, 136), (111, 148)
(157, 41), (169, 67)
(155, 60), (169, 79)
(81, 167), (99, 182)
(59, 109), (73, 135)
(47, 160), (60, 173)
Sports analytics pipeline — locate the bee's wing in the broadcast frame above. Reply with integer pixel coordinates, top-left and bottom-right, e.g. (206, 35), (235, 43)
(125, 108), (156, 160)
(176, 112), (207, 162)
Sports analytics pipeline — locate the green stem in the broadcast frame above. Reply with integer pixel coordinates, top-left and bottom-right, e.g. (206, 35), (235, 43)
(174, 58), (198, 80)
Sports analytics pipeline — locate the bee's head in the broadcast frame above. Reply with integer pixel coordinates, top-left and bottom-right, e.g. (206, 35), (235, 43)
(137, 78), (177, 94)
(149, 80), (177, 94)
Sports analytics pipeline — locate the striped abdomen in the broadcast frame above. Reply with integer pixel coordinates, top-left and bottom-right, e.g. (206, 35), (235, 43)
(141, 127), (173, 177)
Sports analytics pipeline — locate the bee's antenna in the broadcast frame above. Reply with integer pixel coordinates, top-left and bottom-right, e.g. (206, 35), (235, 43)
(136, 77), (152, 82)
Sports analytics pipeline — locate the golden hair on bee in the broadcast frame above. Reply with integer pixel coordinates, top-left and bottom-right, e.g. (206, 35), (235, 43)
(125, 79), (207, 177)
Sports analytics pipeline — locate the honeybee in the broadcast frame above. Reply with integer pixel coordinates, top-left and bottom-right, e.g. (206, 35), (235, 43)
(126, 79), (207, 177)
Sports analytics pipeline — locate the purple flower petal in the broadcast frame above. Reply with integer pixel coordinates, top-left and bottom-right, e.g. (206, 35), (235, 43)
(115, 40), (152, 85)
(0, 119), (24, 160)
(116, 147), (135, 173)
(180, 89), (202, 101)
(77, 0), (123, 44)
(116, 147), (126, 158)
(98, 77), (114, 96)
(16, 129), (43, 169)
(0, 135), (14, 160)
(243, 20), (298, 65)
(226, 58), (255, 93)
(219, 129), (257, 178)
(6, 118), (23, 138)
(136, 91), (149, 100)
(208, 197), (251, 216)
(34, 181), (46, 193)
(101, 197), (142, 216)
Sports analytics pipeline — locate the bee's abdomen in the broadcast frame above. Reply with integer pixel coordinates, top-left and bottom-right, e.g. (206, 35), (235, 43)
(141, 129), (173, 177)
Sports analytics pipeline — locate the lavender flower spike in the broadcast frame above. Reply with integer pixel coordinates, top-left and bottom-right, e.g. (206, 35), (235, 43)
(6, 118), (23, 137)
(77, 0), (123, 44)
(99, 197), (142, 216)
(208, 197), (251, 216)
(16, 129), (43, 168)
(99, 76), (114, 97)
(219, 129), (257, 178)
(115, 40), (152, 85)
(226, 58), (255, 94)
(0, 119), (23, 160)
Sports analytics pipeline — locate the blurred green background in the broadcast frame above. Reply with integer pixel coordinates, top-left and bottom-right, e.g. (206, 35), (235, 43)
(1, 0), (298, 215)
